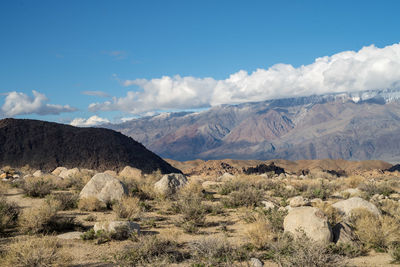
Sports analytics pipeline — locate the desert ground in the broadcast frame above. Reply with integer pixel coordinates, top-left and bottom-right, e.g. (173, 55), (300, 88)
(0, 160), (400, 266)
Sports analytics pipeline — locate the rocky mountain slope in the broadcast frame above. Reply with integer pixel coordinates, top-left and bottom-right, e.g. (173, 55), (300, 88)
(0, 118), (180, 173)
(107, 89), (400, 162)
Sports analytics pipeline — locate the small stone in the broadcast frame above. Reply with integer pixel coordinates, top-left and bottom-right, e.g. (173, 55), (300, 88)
(261, 200), (275, 210)
(250, 257), (263, 267)
(289, 196), (311, 207)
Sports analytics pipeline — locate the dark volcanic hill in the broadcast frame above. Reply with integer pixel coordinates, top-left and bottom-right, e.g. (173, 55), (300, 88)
(0, 118), (180, 173)
(106, 89), (400, 163)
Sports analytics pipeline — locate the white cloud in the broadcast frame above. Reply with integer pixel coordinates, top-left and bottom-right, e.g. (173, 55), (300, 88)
(70, 115), (110, 127)
(1, 90), (76, 116)
(81, 90), (110, 98)
(89, 43), (400, 114)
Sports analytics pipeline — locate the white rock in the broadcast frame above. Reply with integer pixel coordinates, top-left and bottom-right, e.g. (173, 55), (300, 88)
(289, 196), (311, 207)
(52, 167), (68, 176)
(261, 200), (276, 210)
(250, 257), (263, 267)
(119, 166), (143, 179)
(79, 173), (128, 204)
(33, 170), (44, 177)
(284, 206), (332, 244)
(59, 168), (80, 179)
(154, 173), (188, 196)
(332, 197), (381, 218)
(94, 221), (140, 238)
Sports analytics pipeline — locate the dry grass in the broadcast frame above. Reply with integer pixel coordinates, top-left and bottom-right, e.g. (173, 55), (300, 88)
(0, 197), (19, 234)
(78, 197), (106, 211)
(245, 217), (275, 249)
(22, 175), (55, 198)
(113, 235), (185, 266)
(19, 198), (61, 234)
(270, 233), (345, 267)
(0, 181), (9, 195)
(175, 196), (208, 233)
(113, 196), (142, 220)
(47, 192), (79, 210)
(189, 235), (245, 265)
(0, 235), (71, 267)
(351, 208), (400, 251)
(221, 186), (264, 208)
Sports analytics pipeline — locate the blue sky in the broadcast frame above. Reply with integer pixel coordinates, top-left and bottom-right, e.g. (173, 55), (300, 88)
(1, 0), (400, 125)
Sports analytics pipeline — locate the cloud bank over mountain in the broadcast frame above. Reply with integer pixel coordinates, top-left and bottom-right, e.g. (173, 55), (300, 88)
(89, 43), (400, 114)
(70, 115), (110, 127)
(1, 90), (76, 116)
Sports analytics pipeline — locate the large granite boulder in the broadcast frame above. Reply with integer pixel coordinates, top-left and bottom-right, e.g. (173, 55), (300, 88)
(119, 166), (143, 179)
(284, 206), (333, 244)
(332, 197), (381, 218)
(79, 173), (128, 204)
(154, 173), (188, 196)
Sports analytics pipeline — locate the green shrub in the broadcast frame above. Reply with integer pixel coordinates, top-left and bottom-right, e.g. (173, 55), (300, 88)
(47, 192), (79, 210)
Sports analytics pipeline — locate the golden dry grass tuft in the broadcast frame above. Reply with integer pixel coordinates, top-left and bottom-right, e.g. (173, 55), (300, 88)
(19, 198), (61, 234)
(112, 196), (142, 220)
(351, 208), (400, 251)
(22, 175), (55, 198)
(78, 196), (106, 211)
(0, 236), (71, 267)
(245, 217), (275, 249)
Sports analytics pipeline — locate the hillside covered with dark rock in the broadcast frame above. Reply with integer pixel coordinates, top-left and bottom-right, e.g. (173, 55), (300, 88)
(0, 118), (180, 173)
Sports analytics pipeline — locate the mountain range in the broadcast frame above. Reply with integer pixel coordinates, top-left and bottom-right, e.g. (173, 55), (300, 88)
(106, 89), (400, 163)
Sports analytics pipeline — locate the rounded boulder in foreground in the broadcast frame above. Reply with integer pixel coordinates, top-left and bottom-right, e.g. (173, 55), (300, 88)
(79, 173), (128, 204)
(283, 206), (333, 245)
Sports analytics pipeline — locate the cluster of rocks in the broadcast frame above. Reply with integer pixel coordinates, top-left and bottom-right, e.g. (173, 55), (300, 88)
(76, 169), (187, 238)
(280, 196), (382, 246)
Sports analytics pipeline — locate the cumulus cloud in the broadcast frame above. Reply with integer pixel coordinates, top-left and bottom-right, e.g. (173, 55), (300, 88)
(1, 90), (76, 116)
(70, 115), (110, 127)
(90, 43), (400, 114)
(81, 90), (110, 98)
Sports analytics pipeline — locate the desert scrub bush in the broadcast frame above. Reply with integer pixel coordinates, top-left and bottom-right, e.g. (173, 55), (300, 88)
(0, 235), (71, 267)
(358, 180), (396, 199)
(113, 235), (185, 266)
(113, 196), (142, 220)
(78, 196), (106, 211)
(189, 235), (247, 265)
(270, 233), (345, 267)
(302, 180), (335, 200)
(245, 217), (275, 250)
(0, 197), (19, 234)
(175, 197), (208, 233)
(351, 208), (400, 251)
(80, 229), (112, 244)
(326, 242), (367, 258)
(389, 242), (400, 263)
(379, 199), (400, 220)
(178, 179), (206, 200)
(47, 192), (79, 210)
(0, 181), (9, 195)
(221, 186), (264, 208)
(22, 175), (55, 197)
(19, 197), (61, 234)
(260, 208), (287, 234)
